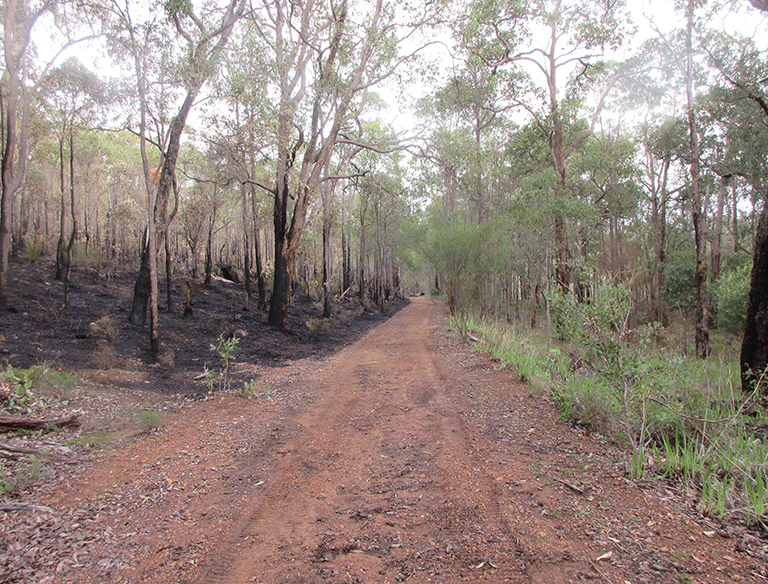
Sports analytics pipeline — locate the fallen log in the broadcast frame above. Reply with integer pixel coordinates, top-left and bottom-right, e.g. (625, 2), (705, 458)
(0, 414), (80, 433)
(0, 442), (39, 461)
(0, 442), (38, 454)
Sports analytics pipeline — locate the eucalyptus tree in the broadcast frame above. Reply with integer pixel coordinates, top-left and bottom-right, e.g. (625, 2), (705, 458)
(682, 0), (711, 357)
(44, 58), (106, 302)
(460, 0), (630, 293)
(0, 0), (99, 309)
(209, 21), (273, 309)
(427, 57), (509, 224)
(637, 119), (686, 322)
(701, 15), (768, 391)
(249, 0), (439, 328)
(572, 127), (641, 280)
(320, 143), (360, 316)
(107, 0), (246, 354)
(643, 1), (718, 357)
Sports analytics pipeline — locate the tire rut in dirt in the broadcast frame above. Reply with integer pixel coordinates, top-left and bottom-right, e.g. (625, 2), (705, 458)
(200, 298), (528, 583)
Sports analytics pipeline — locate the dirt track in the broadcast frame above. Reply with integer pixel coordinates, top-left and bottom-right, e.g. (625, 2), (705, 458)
(45, 297), (765, 583)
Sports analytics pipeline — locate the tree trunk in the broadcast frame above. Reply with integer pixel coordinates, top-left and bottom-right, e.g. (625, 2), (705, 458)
(322, 190), (332, 318)
(55, 132), (68, 281)
(204, 206), (215, 286)
(267, 0), (383, 326)
(63, 128), (77, 308)
(0, 414), (79, 433)
(251, 185), (267, 310)
(268, 131), (292, 327)
(128, 91), (197, 324)
(125, 0), (243, 343)
(550, 43), (569, 295)
(358, 198), (368, 301)
(341, 186), (351, 293)
(240, 181), (251, 300)
(165, 234), (173, 312)
(741, 190), (768, 394)
(268, 227), (293, 327)
(129, 232), (151, 326)
(686, 1), (709, 359)
(732, 184), (740, 253)
(710, 173), (728, 329)
(0, 0), (33, 309)
(650, 158), (669, 323)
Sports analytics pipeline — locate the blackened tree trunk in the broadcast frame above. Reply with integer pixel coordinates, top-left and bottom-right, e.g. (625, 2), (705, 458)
(358, 197), (368, 301)
(341, 185), (351, 293)
(734, 2), (768, 391)
(269, 223), (293, 326)
(128, 90), (197, 327)
(0, 0), (37, 309)
(251, 184), (267, 310)
(63, 128), (77, 308)
(741, 192), (768, 393)
(165, 180), (179, 312)
(240, 181), (251, 301)
(266, 0), (387, 328)
(165, 236), (173, 311)
(322, 194), (332, 318)
(204, 201), (216, 286)
(126, 0), (244, 338)
(55, 130), (68, 281)
(131, 231), (151, 323)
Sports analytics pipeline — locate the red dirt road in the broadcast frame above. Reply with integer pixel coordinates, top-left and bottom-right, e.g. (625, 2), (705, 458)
(48, 298), (765, 583)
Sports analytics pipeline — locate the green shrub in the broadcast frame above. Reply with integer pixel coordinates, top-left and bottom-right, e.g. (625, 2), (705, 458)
(0, 455), (49, 494)
(718, 262), (751, 334)
(205, 334), (240, 394)
(662, 253), (696, 315)
(139, 409), (163, 432)
(450, 292), (768, 523)
(25, 239), (44, 264)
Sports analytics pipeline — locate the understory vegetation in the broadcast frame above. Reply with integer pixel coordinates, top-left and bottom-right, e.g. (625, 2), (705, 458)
(448, 281), (768, 529)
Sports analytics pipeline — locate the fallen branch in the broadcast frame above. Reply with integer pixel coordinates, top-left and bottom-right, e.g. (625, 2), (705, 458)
(0, 414), (80, 433)
(551, 476), (586, 495)
(589, 559), (617, 584)
(0, 502), (55, 513)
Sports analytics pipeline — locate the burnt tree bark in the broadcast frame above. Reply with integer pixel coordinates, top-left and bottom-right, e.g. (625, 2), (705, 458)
(126, 0), (244, 347)
(54, 127), (68, 281)
(267, 0), (387, 328)
(741, 192), (768, 393)
(322, 181), (332, 318)
(63, 128), (77, 308)
(251, 183), (267, 310)
(128, 91), (198, 328)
